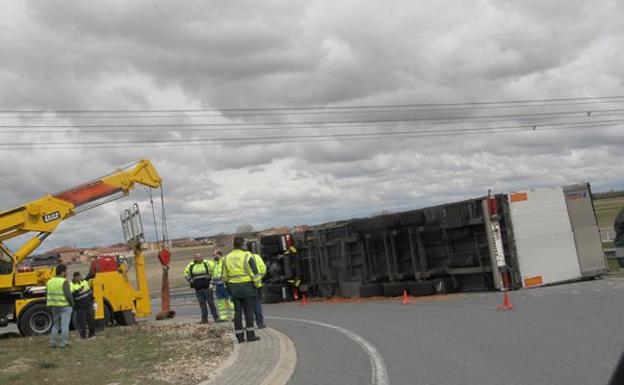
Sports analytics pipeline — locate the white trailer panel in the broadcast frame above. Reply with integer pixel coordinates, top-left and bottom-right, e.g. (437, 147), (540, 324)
(563, 183), (607, 277)
(509, 187), (581, 287)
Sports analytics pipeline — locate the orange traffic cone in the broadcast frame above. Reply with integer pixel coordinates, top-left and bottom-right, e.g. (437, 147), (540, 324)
(300, 293), (309, 306)
(497, 291), (513, 311)
(402, 289), (409, 305)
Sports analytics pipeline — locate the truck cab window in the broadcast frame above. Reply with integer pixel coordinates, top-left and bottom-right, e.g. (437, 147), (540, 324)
(0, 246), (13, 275)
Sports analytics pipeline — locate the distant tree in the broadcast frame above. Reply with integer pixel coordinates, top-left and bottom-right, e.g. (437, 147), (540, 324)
(236, 224), (254, 234)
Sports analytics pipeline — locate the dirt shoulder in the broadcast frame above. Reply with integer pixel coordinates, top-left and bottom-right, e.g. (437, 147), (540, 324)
(0, 321), (233, 385)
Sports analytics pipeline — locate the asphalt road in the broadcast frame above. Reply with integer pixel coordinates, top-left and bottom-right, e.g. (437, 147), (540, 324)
(5, 278), (624, 385)
(263, 278), (624, 385)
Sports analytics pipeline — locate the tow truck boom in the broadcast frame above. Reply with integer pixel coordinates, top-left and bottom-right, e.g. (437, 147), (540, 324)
(0, 159), (161, 265)
(0, 159), (162, 335)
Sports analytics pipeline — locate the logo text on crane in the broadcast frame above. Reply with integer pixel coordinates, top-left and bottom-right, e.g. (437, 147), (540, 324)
(43, 211), (61, 223)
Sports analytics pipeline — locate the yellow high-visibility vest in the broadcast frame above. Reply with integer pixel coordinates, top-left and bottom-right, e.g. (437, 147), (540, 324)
(213, 259), (224, 279)
(184, 260), (215, 278)
(224, 249), (254, 284)
(250, 254), (266, 287)
(252, 254), (267, 276)
(71, 280), (92, 301)
(46, 277), (69, 307)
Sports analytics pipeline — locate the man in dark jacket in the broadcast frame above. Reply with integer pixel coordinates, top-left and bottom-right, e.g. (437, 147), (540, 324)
(71, 271), (96, 339)
(184, 253), (221, 323)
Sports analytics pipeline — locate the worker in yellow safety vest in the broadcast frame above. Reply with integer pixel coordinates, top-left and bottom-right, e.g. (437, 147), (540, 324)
(250, 252), (267, 329)
(184, 254), (222, 324)
(46, 264), (75, 348)
(70, 271), (96, 339)
(212, 250), (234, 321)
(223, 237), (262, 343)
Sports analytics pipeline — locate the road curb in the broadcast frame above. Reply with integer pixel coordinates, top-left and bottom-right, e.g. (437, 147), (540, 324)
(260, 328), (297, 385)
(200, 327), (297, 385)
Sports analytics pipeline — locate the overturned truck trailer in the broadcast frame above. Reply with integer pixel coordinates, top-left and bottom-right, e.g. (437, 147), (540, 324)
(259, 183), (607, 302)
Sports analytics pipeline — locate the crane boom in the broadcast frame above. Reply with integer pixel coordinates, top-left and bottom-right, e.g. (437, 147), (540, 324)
(0, 159), (162, 264)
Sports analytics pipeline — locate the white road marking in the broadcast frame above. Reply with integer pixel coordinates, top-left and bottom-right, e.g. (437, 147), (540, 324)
(268, 316), (390, 385)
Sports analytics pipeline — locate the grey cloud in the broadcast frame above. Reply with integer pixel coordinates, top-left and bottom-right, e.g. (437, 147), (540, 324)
(1, 0), (623, 250)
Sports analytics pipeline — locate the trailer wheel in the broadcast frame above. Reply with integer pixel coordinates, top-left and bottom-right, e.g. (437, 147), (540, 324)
(18, 302), (53, 336)
(95, 303), (112, 331)
(114, 310), (135, 326)
(318, 283), (335, 297)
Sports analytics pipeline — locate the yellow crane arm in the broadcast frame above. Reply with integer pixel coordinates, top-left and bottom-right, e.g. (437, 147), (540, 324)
(0, 159), (162, 264)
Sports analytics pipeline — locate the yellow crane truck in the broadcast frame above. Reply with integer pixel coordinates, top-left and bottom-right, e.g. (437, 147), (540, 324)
(0, 159), (162, 335)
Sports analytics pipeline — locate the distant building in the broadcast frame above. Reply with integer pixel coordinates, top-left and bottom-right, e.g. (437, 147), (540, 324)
(258, 227), (289, 236)
(47, 246), (83, 264)
(292, 225), (311, 233)
(170, 237), (207, 248)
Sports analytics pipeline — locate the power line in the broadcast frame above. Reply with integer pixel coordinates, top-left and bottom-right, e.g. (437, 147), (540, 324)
(0, 100), (624, 124)
(1, 95), (623, 114)
(3, 100), (624, 119)
(0, 109), (622, 133)
(2, 113), (624, 135)
(0, 123), (618, 151)
(0, 120), (620, 150)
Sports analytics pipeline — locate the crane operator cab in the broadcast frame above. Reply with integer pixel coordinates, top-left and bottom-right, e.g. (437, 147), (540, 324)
(0, 245), (15, 327)
(0, 245), (12, 275)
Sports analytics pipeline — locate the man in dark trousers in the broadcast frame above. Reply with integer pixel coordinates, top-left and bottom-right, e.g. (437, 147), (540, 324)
(184, 253), (221, 323)
(223, 237), (262, 343)
(71, 271), (96, 339)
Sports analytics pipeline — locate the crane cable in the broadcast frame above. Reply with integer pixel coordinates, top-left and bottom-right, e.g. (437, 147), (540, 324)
(147, 187), (161, 248)
(160, 183), (169, 249)
(150, 183), (175, 320)
(148, 185), (170, 255)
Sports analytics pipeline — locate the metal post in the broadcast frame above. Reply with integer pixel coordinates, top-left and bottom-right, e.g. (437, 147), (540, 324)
(407, 228), (421, 280)
(382, 231), (394, 282)
(482, 199), (503, 290)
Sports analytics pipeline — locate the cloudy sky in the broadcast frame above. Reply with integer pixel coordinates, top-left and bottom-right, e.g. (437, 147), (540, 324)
(1, 0), (623, 251)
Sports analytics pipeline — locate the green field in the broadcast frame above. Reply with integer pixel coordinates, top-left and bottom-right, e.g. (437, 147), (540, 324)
(593, 196), (624, 228)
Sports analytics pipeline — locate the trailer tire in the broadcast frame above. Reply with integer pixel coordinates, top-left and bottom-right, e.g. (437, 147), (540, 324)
(114, 310), (136, 326)
(18, 302), (53, 336)
(260, 234), (282, 245)
(382, 282), (408, 297)
(95, 303), (112, 331)
(359, 283), (383, 297)
(407, 281), (436, 296)
(263, 293), (284, 303)
(318, 283), (336, 297)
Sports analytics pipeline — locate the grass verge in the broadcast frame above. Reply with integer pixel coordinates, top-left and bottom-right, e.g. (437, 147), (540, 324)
(0, 321), (232, 385)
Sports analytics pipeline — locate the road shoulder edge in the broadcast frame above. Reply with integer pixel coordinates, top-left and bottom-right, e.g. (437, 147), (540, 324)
(198, 333), (240, 385)
(260, 327), (297, 385)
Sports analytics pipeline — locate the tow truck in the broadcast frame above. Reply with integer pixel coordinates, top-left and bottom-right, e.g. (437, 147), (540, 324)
(0, 160), (162, 335)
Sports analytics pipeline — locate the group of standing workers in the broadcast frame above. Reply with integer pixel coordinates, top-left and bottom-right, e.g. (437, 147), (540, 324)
(45, 235), (267, 347)
(46, 264), (96, 348)
(185, 236), (266, 343)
